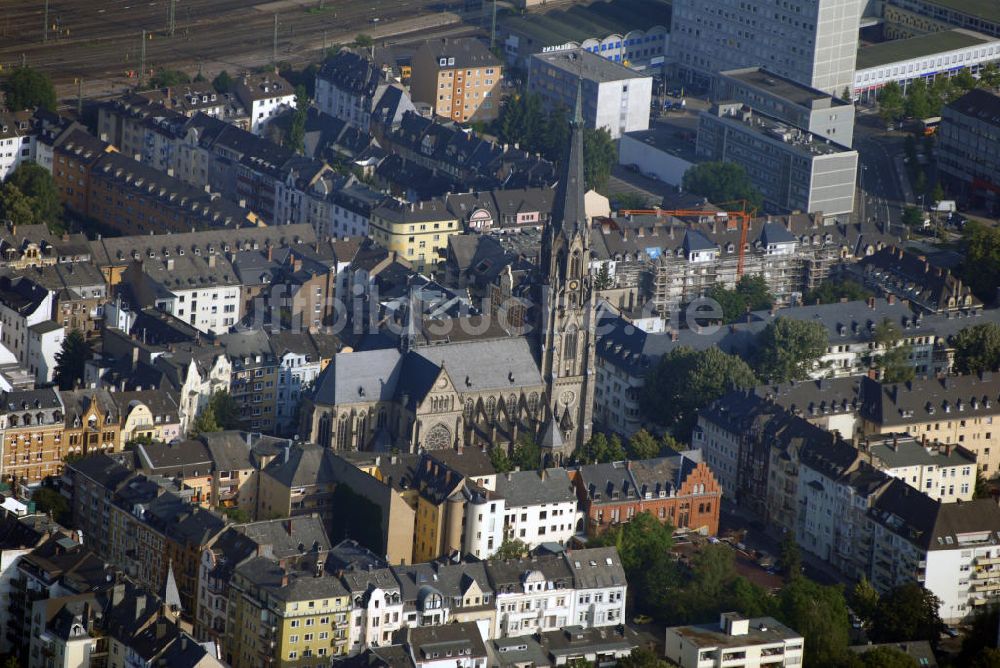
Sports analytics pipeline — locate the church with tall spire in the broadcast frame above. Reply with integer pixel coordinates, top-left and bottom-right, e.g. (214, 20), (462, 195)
(305, 77), (596, 462)
(535, 75), (597, 459)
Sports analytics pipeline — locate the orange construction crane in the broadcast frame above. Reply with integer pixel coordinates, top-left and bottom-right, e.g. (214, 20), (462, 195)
(619, 206), (754, 278)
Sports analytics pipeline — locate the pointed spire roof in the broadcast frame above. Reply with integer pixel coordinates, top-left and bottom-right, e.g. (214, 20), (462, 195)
(541, 416), (564, 450)
(164, 560), (182, 613)
(549, 72), (587, 236)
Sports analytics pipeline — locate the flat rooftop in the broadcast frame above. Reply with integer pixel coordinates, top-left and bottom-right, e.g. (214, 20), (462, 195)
(705, 104), (854, 157)
(623, 118), (700, 163)
(669, 617), (802, 649)
(720, 67), (851, 109)
(906, 0), (1000, 25)
(856, 28), (994, 70)
(533, 48), (646, 82)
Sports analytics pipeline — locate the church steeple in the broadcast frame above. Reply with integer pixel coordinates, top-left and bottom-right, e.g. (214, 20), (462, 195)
(548, 75), (587, 237)
(535, 67), (595, 462)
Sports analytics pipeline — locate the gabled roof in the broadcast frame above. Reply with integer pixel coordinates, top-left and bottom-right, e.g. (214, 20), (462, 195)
(262, 443), (338, 488)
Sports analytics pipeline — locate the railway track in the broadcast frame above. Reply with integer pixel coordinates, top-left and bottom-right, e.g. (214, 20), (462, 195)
(0, 0), (485, 98)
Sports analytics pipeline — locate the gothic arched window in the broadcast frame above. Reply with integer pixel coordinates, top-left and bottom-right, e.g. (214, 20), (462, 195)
(486, 397), (497, 423)
(564, 326), (578, 362)
(527, 392), (540, 416)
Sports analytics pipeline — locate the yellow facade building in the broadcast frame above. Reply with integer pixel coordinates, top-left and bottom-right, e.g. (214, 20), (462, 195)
(227, 557), (352, 667)
(411, 37), (502, 123)
(368, 198), (460, 273)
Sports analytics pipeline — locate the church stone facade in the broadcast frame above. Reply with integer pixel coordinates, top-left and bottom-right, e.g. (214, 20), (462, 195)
(305, 88), (596, 461)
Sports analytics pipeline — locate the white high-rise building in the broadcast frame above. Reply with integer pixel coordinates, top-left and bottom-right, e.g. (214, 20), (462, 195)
(670, 0), (864, 95)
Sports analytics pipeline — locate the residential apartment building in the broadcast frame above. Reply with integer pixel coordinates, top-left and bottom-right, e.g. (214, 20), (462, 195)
(0, 275), (62, 384)
(60, 389), (122, 459)
(529, 49), (651, 139)
(715, 67), (855, 146)
(697, 103), (858, 217)
(589, 213), (893, 317)
(938, 88), (1000, 210)
(315, 49), (415, 131)
(866, 434), (977, 502)
(853, 245), (982, 314)
(571, 453), (722, 537)
(0, 388), (67, 488)
(495, 469), (581, 550)
(411, 38), (502, 123)
(219, 329), (279, 432)
(369, 198), (462, 273)
(0, 110), (35, 181)
(665, 613), (805, 668)
(858, 373), (1000, 475)
(670, 0), (863, 94)
(233, 73), (296, 135)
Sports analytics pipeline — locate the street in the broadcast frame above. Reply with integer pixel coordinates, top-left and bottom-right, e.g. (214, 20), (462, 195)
(853, 112), (909, 233)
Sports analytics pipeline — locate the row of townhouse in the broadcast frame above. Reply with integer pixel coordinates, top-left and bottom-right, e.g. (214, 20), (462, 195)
(0, 385), (184, 489)
(249, 441), (721, 567)
(86, 321), (337, 435)
(214, 525), (626, 668)
(588, 212), (897, 315)
(6, 522), (223, 668)
(710, 371), (1000, 476)
(696, 389), (1000, 622)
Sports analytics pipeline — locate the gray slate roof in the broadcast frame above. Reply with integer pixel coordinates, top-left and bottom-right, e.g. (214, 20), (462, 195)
(494, 468), (577, 507)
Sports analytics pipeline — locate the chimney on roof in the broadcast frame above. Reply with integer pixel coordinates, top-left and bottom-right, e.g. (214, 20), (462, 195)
(267, 242), (273, 262)
(208, 254), (216, 268)
(285, 519), (293, 535)
(867, 296), (876, 309)
(891, 435), (898, 452)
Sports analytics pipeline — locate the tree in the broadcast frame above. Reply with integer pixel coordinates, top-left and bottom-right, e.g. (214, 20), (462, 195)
(975, 470), (991, 499)
(626, 429), (661, 460)
(589, 512), (678, 614)
(778, 533), (802, 582)
(971, 649), (1000, 668)
(149, 68), (191, 88)
(288, 84), (309, 154)
(954, 67), (977, 92)
(904, 78), (932, 120)
(682, 162), (763, 210)
(931, 181), (945, 203)
(803, 279), (873, 305)
(207, 390), (243, 430)
(954, 323), (1000, 373)
(493, 537), (529, 560)
(959, 604), (1000, 665)
(869, 582), (944, 647)
(224, 507), (251, 523)
(573, 432), (625, 464)
(617, 648), (670, 668)
(841, 646), (920, 668)
(31, 487), (69, 524)
(542, 105), (570, 162)
(0, 183), (37, 225)
(511, 435), (541, 470)
(6, 161), (63, 229)
(877, 82), (904, 122)
(191, 404), (221, 435)
(212, 70), (234, 94)
(872, 318), (914, 383)
(661, 433), (685, 453)
(593, 262), (614, 290)
(641, 347), (758, 440)
(489, 446), (512, 473)
(777, 576), (851, 666)
(752, 317), (828, 383)
(710, 275), (773, 323)
(53, 330), (90, 391)
(981, 63), (1000, 89)
(961, 221), (1000, 303)
(353, 34), (374, 49)
(841, 86), (853, 102)
(582, 127), (615, 192)
(851, 576), (880, 624)
(2, 67), (57, 111)
(902, 206), (925, 228)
